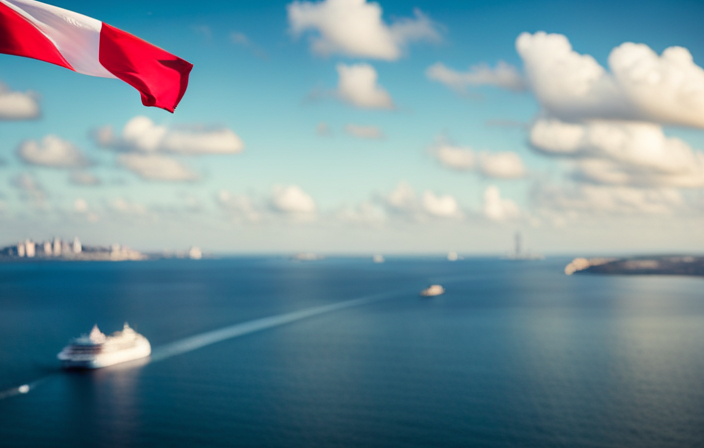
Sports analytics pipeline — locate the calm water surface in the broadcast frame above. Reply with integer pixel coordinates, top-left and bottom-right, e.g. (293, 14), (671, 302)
(1, 257), (703, 447)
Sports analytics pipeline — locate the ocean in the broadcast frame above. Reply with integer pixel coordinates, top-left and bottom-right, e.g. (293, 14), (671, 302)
(1, 257), (703, 447)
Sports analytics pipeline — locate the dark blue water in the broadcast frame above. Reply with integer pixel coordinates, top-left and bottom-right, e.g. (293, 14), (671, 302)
(1, 257), (703, 447)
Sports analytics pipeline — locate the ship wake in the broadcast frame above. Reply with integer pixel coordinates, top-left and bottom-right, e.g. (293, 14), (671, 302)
(150, 290), (402, 362)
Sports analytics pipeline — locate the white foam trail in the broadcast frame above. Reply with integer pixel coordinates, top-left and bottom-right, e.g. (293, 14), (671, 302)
(150, 290), (404, 362)
(0, 376), (52, 401)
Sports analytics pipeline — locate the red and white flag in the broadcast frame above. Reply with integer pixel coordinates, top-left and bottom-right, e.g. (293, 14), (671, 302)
(0, 0), (193, 112)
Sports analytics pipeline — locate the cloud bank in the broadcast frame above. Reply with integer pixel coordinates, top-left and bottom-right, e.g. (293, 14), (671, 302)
(96, 116), (244, 155)
(432, 142), (526, 179)
(117, 154), (199, 182)
(517, 32), (704, 128)
(530, 119), (704, 187)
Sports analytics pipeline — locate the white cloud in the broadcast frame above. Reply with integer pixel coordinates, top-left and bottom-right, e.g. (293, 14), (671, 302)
(432, 142), (526, 179)
(517, 32), (704, 127)
(336, 63), (394, 109)
(217, 190), (261, 222)
(17, 135), (90, 168)
(96, 116), (244, 155)
(117, 154), (199, 182)
(426, 61), (526, 93)
(433, 143), (475, 171)
(422, 191), (460, 218)
(530, 119), (704, 187)
(477, 152), (526, 179)
(344, 124), (384, 139)
(271, 185), (317, 216)
(381, 182), (461, 220)
(384, 182), (418, 214)
(483, 186), (520, 221)
(288, 0), (440, 60)
(0, 82), (40, 120)
(533, 184), (685, 216)
(70, 171), (101, 186)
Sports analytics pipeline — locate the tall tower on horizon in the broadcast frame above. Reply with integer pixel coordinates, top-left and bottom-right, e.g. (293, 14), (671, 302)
(514, 232), (522, 257)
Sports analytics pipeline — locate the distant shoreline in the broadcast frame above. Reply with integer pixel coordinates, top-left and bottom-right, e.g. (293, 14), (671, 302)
(565, 255), (704, 278)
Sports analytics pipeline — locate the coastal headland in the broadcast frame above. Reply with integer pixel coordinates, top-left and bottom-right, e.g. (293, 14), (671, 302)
(565, 256), (704, 277)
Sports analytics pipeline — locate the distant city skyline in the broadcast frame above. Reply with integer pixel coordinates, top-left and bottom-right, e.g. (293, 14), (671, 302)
(2, 0), (704, 254)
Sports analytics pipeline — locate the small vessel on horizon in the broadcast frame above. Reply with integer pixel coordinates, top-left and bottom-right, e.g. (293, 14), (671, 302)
(420, 284), (445, 297)
(57, 323), (151, 369)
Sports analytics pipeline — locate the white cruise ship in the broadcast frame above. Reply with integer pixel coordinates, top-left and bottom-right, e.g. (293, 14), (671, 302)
(57, 323), (151, 369)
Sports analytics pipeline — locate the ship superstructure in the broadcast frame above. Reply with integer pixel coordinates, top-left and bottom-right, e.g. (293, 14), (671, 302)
(58, 323), (151, 369)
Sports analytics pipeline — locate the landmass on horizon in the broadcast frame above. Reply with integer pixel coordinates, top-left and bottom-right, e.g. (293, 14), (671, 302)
(565, 255), (704, 277)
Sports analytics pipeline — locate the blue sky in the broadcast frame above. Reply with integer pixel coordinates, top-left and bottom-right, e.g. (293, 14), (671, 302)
(2, 0), (704, 254)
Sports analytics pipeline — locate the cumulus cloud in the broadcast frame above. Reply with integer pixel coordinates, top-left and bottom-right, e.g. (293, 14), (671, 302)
(288, 0), (440, 60)
(0, 82), (40, 120)
(381, 182), (461, 220)
(432, 142), (526, 179)
(336, 63), (394, 109)
(422, 191), (460, 218)
(117, 154), (199, 182)
(533, 183), (685, 216)
(69, 171), (101, 186)
(477, 152), (526, 179)
(271, 185), (317, 219)
(483, 186), (520, 221)
(96, 116), (244, 155)
(426, 61), (526, 93)
(17, 135), (90, 168)
(517, 32), (704, 127)
(384, 182), (418, 215)
(344, 124), (384, 139)
(530, 119), (704, 187)
(433, 143), (475, 170)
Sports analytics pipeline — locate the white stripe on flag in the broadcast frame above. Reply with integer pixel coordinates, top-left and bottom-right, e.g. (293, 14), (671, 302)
(1, 0), (116, 78)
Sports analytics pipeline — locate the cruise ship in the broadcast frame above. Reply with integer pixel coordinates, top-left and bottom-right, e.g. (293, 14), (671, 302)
(57, 323), (151, 369)
(420, 284), (445, 297)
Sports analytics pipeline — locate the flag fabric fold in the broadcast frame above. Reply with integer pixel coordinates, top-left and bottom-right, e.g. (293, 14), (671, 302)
(0, 0), (193, 112)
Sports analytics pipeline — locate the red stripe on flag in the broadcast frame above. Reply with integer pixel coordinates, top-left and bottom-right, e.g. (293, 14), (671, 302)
(99, 23), (193, 113)
(0, 1), (73, 70)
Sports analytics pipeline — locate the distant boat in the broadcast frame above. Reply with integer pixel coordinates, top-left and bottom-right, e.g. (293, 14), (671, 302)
(420, 284), (445, 297)
(57, 323), (151, 369)
(447, 251), (458, 261)
(373, 254), (385, 263)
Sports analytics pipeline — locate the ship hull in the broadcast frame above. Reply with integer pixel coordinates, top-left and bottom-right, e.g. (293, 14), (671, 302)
(58, 339), (151, 369)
